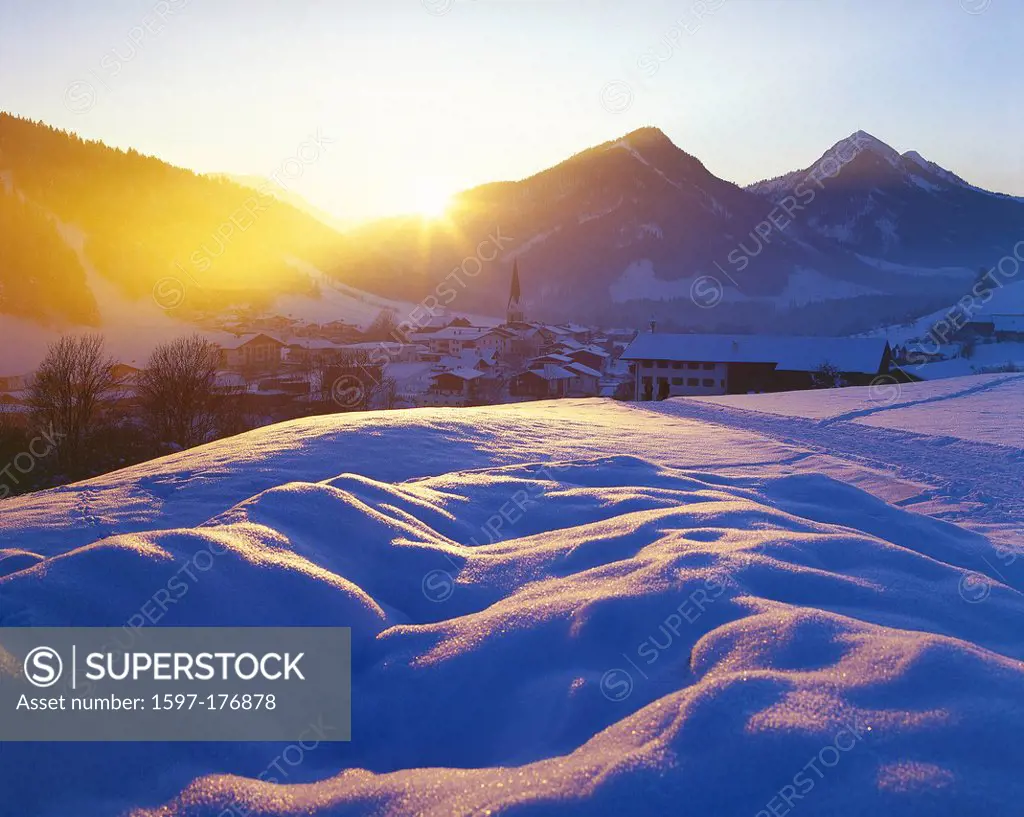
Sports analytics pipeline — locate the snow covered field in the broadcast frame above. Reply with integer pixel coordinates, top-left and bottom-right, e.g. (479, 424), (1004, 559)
(1, 378), (1023, 816)
(691, 372), (1023, 447)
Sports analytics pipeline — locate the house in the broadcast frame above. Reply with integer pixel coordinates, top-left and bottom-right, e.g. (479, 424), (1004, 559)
(0, 374), (29, 392)
(993, 314), (1024, 341)
(529, 352), (574, 368)
(336, 342), (423, 364)
(409, 327), (509, 357)
(510, 364), (576, 399)
(418, 369), (485, 407)
(437, 349), (498, 373)
(0, 399), (28, 428)
(565, 361), (602, 397)
(218, 334), (286, 372)
(566, 347), (609, 374)
(287, 340), (347, 366)
(620, 333), (892, 400)
(504, 325), (545, 362)
(559, 323), (592, 343)
(319, 320), (362, 343)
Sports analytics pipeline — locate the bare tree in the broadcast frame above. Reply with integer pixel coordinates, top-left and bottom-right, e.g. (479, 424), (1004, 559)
(811, 361), (846, 389)
(27, 333), (118, 471)
(371, 376), (399, 410)
(364, 307), (401, 342)
(136, 334), (235, 450)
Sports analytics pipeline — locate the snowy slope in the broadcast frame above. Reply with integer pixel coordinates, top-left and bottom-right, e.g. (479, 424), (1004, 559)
(277, 258), (500, 329)
(2, 385), (1024, 817)
(690, 373), (1022, 441)
(0, 221), (199, 374)
(868, 280), (1024, 346)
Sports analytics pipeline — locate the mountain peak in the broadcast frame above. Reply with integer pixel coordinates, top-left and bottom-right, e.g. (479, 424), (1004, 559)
(839, 130), (903, 168)
(624, 125), (670, 141)
(620, 126), (676, 152)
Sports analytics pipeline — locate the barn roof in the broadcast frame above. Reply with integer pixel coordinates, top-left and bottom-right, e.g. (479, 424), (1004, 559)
(566, 362), (602, 378)
(434, 368), (485, 381)
(621, 333), (889, 374)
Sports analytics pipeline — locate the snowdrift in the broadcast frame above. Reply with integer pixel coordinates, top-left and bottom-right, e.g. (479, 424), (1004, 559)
(1, 389), (1022, 816)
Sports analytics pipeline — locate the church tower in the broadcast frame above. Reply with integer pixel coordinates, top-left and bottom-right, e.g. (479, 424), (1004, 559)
(507, 259), (525, 324)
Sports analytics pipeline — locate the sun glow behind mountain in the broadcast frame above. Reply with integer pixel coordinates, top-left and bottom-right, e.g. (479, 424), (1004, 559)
(411, 181), (454, 219)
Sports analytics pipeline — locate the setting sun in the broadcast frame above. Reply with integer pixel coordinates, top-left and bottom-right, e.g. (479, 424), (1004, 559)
(412, 181), (453, 219)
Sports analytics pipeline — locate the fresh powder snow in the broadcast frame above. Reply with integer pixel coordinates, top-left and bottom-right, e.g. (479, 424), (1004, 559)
(1, 378), (1023, 816)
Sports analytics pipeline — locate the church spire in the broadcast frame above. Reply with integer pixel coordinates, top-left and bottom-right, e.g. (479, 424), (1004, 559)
(507, 260), (524, 324)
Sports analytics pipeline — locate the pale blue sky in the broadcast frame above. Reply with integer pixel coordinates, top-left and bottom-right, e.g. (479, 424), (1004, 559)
(1, 0), (1020, 223)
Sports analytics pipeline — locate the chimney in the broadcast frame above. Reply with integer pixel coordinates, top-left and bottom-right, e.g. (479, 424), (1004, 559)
(649, 316), (657, 334)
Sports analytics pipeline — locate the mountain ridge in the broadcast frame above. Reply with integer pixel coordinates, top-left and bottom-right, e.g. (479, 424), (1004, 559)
(0, 116), (1018, 350)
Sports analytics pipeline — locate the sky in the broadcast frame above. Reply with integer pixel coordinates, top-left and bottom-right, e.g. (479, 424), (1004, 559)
(0, 0), (1021, 225)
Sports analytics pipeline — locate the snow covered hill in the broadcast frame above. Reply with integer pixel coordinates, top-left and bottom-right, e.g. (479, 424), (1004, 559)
(2, 378), (1023, 816)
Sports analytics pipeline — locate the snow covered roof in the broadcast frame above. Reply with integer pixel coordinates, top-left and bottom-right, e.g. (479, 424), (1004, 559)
(525, 365), (576, 381)
(570, 346), (610, 358)
(621, 333), (889, 373)
(288, 339), (345, 350)
(414, 327), (500, 342)
(993, 314), (1024, 332)
(438, 349), (497, 369)
(339, 342), (418, 351)
(434, 368), (485, 381)
(207, 332), (286, 350)
(566, 361), (602, 378)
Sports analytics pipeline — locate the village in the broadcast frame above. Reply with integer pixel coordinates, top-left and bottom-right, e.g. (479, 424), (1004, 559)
(2, 262), (1022, 430)
(0, 263), (636, 427)
(2, 266), (1021, 432)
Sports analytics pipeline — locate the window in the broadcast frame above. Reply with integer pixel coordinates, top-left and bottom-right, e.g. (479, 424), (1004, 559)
(657, 361), (668, 369)
(687, 378), (698, 386)
(703, 363), (715, 370)
(672, 362), (684, 370)
(687, 362), (699, 370)
(720, 380), (726, 387)
(671, 377), (683, 385)
(702, 378), (714, 387)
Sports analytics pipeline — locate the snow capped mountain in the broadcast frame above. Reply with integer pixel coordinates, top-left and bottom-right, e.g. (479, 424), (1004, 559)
(748, 131), (1024, 269)
(336, 127), (960, 334)
(3, 116), (1017, 348)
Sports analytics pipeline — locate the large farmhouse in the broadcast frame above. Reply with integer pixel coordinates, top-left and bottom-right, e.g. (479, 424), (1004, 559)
(621, 333), (892, 400)
(218, 333), (286, 372)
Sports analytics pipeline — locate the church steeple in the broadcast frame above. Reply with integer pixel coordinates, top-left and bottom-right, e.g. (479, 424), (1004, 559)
(507, 259), (524, 324)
